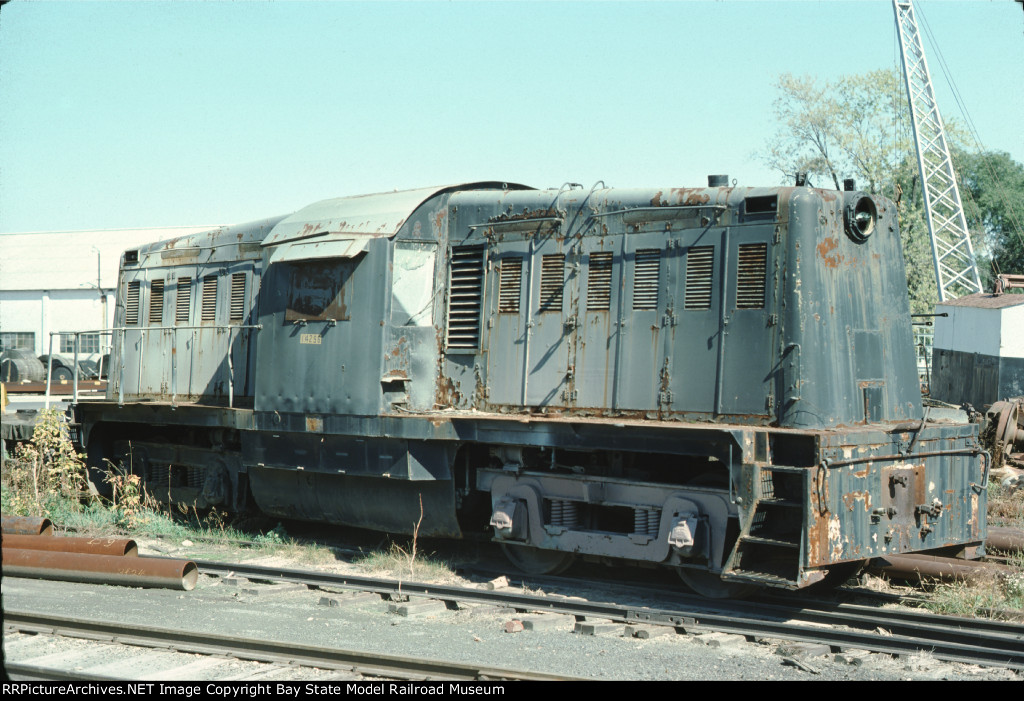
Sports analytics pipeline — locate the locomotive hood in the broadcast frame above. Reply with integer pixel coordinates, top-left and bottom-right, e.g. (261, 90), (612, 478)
(261, 182), (533, 249)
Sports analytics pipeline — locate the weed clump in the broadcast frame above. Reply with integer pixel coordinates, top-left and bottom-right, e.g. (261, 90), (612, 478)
(1, 409), (90, 518)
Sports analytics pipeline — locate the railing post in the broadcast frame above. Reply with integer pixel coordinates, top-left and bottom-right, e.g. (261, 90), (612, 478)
(118, 327), (125, 407)
(227, 326), (235, 409)
(72, 332), (80, 404)
(45, 333), (55, 410)
(171, 329), (178, 408)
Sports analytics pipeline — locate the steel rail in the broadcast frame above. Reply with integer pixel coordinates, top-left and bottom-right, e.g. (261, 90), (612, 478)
(2, 609), (580, 682)
(2, 662), (121, 682)
(193, 559), (1024, 669)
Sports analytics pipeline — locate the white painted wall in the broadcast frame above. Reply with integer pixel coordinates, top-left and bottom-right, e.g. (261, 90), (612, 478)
(0, 226), (216, 358)
(1001, 305), (1024, 359)
(934, 302), (1024, 359)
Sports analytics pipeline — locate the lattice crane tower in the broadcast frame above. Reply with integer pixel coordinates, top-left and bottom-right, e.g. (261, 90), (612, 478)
(893, 0), (983, 301)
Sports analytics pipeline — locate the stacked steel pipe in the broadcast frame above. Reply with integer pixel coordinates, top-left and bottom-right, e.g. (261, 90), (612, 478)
(1, 515), (198, 591)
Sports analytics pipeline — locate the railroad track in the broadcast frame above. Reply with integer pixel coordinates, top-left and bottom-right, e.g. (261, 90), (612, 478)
(194, 559), (1024, 670)
(3, 609), (579, 682)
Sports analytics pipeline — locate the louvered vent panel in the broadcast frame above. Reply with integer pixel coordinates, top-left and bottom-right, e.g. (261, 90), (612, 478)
(633, 249), (660, 311)
(539, 254), (565, 313)
(148, 280), (164, 325)
(498, 258), (522, 313)
(201, 276), (218, 322)
(176, 277), (192, 323)
(125, 282), (141, 326)
(736, 243), (768, 309)
(684, 246), (715, 310)
(587, 252), (613, 311)
(447, 247), (485, 349)
(230, 273), (246, 321)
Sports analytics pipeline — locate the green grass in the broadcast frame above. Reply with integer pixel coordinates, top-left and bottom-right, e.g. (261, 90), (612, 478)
(354, 540), (457, 583)
(987, 480), (1024, 529)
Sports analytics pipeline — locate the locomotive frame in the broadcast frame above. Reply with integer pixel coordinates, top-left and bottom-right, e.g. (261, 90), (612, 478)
(73, 180), (988, 596)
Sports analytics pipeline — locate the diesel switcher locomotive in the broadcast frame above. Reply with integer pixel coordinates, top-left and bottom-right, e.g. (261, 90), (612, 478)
(73, 179), (988, 597)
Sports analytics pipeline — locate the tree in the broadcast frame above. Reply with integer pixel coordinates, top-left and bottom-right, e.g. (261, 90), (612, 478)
(761, 70), (905, 195)
(761, 69), (1024, 311)
(957, 150), (1024, 284)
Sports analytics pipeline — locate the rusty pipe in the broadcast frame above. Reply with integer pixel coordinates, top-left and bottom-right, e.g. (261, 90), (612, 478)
(987, 527), (1024, 553)
(869, 553), (1011, 583)
(2, 548), (198, 591)
(2, 515), (53, 537)
(2, 534), (138, 557)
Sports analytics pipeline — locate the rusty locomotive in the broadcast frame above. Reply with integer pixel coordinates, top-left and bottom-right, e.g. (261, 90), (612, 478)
(73, 179), (988, 596)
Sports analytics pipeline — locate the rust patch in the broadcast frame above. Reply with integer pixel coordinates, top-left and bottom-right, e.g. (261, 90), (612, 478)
(670, 188), (711, 206)
(842, 490), (872, 512)
(436, 374), (462, 408)
(828, 514), (843, 562)
(816, 237), (844, 268)
(808, 491), (829, 565)
(391, 336), (408, 358)
(489, 206), (560, 223)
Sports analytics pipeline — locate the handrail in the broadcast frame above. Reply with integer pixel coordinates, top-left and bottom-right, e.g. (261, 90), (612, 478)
(45, 329), (115, 410)
(48, 324), (261, 410)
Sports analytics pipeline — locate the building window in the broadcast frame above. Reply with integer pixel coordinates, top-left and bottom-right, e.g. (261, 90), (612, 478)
(60, 334), (100, 354)
(0, 332), (35, 353)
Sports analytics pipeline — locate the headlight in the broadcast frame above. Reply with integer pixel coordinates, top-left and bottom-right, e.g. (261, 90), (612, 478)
(844, 195), (876, 243)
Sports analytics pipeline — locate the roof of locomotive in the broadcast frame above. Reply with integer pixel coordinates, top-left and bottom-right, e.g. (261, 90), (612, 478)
(262, 182), (534, 248)
(129, 215), (288, 267)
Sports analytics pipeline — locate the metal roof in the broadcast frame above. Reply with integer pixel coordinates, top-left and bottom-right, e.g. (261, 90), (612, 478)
(937, 292), (1024, 309)
(262, 182), (532, 248)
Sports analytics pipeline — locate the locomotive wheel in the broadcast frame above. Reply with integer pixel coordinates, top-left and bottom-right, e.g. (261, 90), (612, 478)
(676, 568), (759, 599)
(500, 543), (575, 575)
(677, 469), (759, 598)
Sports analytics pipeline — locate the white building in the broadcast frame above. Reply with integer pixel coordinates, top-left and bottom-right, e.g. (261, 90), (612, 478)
(0, 226), (217, 360)
(930, 292), (1024, 408)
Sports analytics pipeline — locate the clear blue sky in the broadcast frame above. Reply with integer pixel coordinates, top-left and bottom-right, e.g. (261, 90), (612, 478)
(1, 0), (1021, 232)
